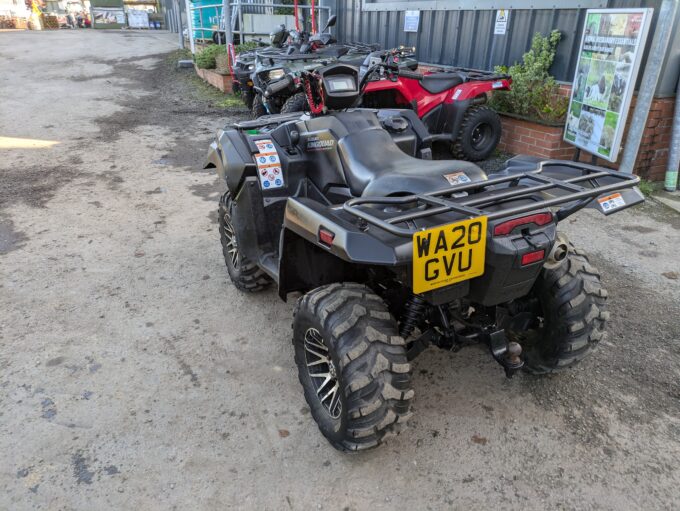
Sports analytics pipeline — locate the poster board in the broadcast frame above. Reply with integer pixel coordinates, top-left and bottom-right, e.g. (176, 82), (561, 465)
(127, 9), (149, 28)
(564, 8), (652, 162)
(92, 7), (125, 27)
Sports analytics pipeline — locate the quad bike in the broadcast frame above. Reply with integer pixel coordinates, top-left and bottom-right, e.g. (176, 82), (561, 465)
(358, 47), (512, 161)
(249, 14), (380, 117)
(232, 24), (298, 110)
(252, 41), (380, 117)
(205, 62), (644, 451)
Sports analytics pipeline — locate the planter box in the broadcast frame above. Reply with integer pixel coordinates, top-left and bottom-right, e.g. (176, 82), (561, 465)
(195, 65), (233, 93)
(497, 114), (576, 160)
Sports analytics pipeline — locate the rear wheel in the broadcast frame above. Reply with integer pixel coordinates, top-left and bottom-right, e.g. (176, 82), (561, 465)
(280, 92), (307, 113)
(451, 106), (502, 161)
(514, 243), (609, 374)
(293, 283), (413, 451)
(251, 94), (267, 118)
(218, 192), (271, 292)
(212, 31), (226, 44)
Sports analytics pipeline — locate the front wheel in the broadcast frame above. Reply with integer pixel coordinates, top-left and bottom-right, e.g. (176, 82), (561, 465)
(251, 94), (267, 118)
(218, 192), (271, 292)
(450, 106), (502, 161)
(293, 283), (413, 451)
(517, 243), (609, 374)
(280, 92), (307, 114)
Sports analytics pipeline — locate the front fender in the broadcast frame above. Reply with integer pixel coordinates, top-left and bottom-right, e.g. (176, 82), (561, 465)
(204, 140), (225, 180)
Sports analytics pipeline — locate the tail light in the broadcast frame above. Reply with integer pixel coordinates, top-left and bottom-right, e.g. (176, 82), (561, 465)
(521, 249), (545, 266)
(318, 227), (335, 247)
(493, 212), (553, 236)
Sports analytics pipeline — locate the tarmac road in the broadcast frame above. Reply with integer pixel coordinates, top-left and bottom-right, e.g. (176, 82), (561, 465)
(1, 30), (680, 510)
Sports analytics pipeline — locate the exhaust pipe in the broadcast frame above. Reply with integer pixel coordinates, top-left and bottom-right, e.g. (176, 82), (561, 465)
(544, 232), (569, 270)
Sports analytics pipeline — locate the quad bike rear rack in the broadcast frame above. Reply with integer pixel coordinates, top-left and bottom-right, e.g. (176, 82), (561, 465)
(342, 161), (641, 237)
(434, 66), (510, 82)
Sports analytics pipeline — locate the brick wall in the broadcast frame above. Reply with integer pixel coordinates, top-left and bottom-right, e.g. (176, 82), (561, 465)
(497, 84), (676, 181)
(497, 116), (575, 160)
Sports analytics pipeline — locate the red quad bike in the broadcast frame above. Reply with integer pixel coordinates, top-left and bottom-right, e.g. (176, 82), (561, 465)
(361, 49), (511, 161)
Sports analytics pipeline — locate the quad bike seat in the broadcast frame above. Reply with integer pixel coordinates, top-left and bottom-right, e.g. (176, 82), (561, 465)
(337, 127), (486, 196)
(419, 72), (466, 94)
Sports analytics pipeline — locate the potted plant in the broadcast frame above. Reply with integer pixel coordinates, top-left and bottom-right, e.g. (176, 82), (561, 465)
(490, 31), (574, 160)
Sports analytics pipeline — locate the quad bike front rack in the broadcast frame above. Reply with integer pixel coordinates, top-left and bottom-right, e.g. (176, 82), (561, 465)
(342, 161), (642, 237)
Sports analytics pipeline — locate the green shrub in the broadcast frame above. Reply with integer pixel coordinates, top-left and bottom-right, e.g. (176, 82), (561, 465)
(490, 30), (569, 124)
(195, 44), (226, 69)
(235, 41), (260, 54)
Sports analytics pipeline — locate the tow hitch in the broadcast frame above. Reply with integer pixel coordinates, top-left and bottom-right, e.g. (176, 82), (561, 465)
(487, 330), (524, 378)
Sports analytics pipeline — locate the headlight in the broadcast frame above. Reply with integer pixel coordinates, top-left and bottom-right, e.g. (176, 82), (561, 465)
(268, 69), (285, 81)
(248, 64), (254, 70)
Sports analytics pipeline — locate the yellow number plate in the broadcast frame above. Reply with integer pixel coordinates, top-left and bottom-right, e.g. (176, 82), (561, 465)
(412, 217), (488, 294)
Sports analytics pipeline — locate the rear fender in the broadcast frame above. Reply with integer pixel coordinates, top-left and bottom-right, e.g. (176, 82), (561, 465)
(279, 196), (407, 297)
(278, 229), (364, 299)
(422, 99), (473, 144)
(283, 197), (399, 265)
(446, 79), (511, 102)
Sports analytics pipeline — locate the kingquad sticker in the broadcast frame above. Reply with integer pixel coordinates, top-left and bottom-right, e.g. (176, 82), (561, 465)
(254, 139), (284, 190)
(597, 192), (625, 212)
(443, 171), (472, 186)
(305, 135), (335, 152)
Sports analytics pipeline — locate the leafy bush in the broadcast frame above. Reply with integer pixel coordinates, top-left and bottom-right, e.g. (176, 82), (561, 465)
(235, 41), (260, 54)
(195, 44), (226, 69)
(490, 30), (569, 124)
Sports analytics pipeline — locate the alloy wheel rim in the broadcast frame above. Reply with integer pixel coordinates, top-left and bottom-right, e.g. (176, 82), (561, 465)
(222, 211), (240, 269)
(304, 328), (342, 419)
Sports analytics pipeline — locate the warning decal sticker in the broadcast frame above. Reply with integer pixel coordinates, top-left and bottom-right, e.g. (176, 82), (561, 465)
(597, 192), (625, 212)
(443, 171), (472, 186)
(254, 139), (284, 190)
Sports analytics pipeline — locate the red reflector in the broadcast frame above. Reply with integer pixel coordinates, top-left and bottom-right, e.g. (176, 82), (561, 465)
(521, 249), (545, 266)
(318, 228), (335, 246)
(493, 212), (553, 236)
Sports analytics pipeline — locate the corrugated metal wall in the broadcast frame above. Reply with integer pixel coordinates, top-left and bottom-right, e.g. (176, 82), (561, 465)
(323, 0), (680, 96)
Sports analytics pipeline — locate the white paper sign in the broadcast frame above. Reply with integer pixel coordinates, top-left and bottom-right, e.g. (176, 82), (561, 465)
(404, 11), (419, 33)
(127, 10), (149, 29)
(494, 9), (509, 35)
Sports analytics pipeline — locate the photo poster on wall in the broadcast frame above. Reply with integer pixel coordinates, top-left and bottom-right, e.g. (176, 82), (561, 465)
(564, 8), (653, 162)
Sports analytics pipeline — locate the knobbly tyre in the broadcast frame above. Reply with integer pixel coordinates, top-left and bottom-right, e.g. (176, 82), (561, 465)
(359, 47), (512, 161)
(205, 62), (644, 451)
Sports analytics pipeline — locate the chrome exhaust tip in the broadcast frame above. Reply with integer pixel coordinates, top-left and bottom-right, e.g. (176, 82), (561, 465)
(544, 233), (569, 269)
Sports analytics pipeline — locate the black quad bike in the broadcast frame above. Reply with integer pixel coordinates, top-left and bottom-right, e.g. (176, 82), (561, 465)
(205, 63), (644, 451)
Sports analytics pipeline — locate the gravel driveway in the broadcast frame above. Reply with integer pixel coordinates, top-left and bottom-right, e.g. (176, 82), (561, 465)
(1, 30), (679, 510)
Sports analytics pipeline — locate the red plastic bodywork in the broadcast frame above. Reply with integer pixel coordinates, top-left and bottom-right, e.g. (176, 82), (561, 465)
(363, 74), (512, 118)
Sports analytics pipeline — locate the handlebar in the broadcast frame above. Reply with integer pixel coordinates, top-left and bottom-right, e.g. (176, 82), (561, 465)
(265, 75), (293, 97)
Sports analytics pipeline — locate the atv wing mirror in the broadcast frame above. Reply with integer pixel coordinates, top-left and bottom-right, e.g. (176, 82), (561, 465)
(322, 15), (337, 32)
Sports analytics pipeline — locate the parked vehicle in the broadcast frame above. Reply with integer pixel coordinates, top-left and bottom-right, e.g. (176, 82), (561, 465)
(232, 26), (294, 109)
(205, 62), (643, 451)
(360, 47), (513, 161)
(251, 40), (379, 117)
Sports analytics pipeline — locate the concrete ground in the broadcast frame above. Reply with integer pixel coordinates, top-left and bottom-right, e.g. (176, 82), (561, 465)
(1, 30), (680, 511)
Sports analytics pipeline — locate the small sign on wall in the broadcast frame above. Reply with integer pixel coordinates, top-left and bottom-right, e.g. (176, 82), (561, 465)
(494, 9), (509, 35)
(404, 10), (419, 32)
